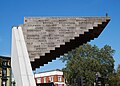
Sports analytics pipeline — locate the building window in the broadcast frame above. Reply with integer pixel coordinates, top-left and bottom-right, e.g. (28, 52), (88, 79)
(49, 76), (54, 82)
(44, 77), (46, 83)
(58, 84), (62, 86)
(37, 78), (41, 83)
(51, 76), (54, 82)
(49, 77), (51, 82)
(58, 76), (62, 82)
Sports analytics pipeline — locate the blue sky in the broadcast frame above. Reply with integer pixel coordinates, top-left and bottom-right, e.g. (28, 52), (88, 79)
(0, 0), (120, 72)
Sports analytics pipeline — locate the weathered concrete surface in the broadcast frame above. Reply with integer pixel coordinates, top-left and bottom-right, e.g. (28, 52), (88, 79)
(21, 17), (110, 70)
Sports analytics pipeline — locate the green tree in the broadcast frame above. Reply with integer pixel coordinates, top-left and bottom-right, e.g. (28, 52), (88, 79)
(108, 64), (120, 86)
(117, 64), (120, 75)
(61, 44), (115, 86)
(108, 73), (120, 86)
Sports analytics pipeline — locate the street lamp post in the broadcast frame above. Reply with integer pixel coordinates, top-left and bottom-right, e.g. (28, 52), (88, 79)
(96, 72), (101, 86)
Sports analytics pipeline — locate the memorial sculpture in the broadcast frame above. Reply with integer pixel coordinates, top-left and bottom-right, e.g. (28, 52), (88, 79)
(11, 16), (110, 86)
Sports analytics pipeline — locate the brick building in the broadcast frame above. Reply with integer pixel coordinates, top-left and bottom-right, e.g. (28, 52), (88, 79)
(35, 69), (66, 86)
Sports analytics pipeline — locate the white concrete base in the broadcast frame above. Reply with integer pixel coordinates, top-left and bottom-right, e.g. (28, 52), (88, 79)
(11, 27), (36, 86)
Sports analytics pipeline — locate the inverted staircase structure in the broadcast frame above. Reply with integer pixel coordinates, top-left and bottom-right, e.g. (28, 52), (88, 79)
(11, 16), (110, 86)
(22, 17), (110, 70)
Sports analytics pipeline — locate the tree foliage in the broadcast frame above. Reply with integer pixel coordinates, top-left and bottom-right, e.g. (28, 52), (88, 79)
(61, 44), (115, 86)
(117, 64), (120, 75)
(108, 64), (120, 86)
(108, 73), (120, 86)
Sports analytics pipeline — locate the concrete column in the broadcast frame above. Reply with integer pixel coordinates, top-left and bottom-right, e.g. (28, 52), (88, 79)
(11, 27), (36, 86)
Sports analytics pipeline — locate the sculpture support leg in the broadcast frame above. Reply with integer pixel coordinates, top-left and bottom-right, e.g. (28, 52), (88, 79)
(11, 27), (36, 86)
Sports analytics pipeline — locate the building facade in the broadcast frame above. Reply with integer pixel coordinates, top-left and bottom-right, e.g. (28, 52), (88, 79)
(35, 69), (66, 86)
(0, 56), (11, 86)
